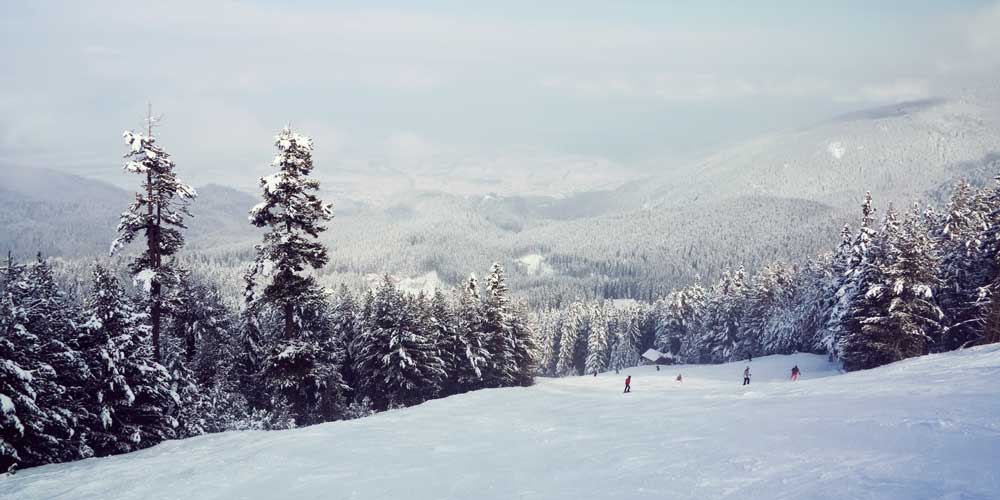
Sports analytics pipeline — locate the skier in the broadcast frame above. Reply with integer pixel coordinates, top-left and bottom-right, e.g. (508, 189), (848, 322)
(790, 365), (800, 381)
(656, 365), (660, 372)
(593, 371), (598, 377)
(624, 375), (632, 393)
(742, 366), (751, 386)
(676, 373), (683, 383)
(748, 353), (753, 363)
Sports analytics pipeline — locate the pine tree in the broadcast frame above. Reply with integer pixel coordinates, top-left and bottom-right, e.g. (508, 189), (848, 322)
(244, 126), (342, 426)
(111, 111), (196, 362)
(453, 276), (489, 391)
(78, 265), (177, 456)
(654, 282), (705, 360)
(535, 309), (562, 376)
(352, 276), (445, 410)
(480, 264), (521, 387)
(584, 303), (609, 375)
(840, 205), (943, 370)
(609, 310), (643, 370)
(556, 302), (587, 376)
(0, 256), (87, 472)
(699, 268), (747, 362)
(937, 180), (996, 349)
(330, 284), (359, 400)
(245, 126), (334, 339)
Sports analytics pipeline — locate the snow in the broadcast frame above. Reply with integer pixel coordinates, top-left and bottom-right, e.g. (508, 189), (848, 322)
(393, 271), (444, 295)
(133, 269), (156, 293)
(2, 359), (33, 383)
(4, 347), (1000, 499)
(516, 254), (555, 276)
(827, 141), (846, 159)
(0, 394), (15, 414)
(641, 348), (664, 362)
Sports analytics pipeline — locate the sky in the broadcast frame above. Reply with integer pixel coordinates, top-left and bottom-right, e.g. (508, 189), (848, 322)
(1, 0), (999, 190)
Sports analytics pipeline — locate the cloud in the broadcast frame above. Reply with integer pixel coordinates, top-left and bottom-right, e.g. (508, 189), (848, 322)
(1, 0), (998, 186)
(852, 80), (931, 104)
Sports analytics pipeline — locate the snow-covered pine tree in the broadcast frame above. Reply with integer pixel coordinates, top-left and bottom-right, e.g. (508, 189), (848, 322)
(245, 126), (334, 339)
(506, 299), (538, 387)
(244, 126), (343, 426)
(78, 265), (176, 456)
(654, 282), (705, 360)
(330, 284), (359, 401)
(765, 257), (834, 354)
(937, 180), (996, 349)
(167, 269), (230, 371)
(0, 257), (39, 473)
(831, 192), (879, 357)
(111, 112), (196, 362)
(609, 309), (643, 370)
(556, 301), (587, 376)
(480, 263), (512, 386)
(351, 276), (445, 410)
(742, 263), (794, 358)
(480, 264), (535, 386)
(454, 274), (488, 391)
(0, 255), (87, 472)
(535, 309), (562, 376)
(584, 303), (609, 375)
(699, 268), (747, 363)
(840, 204), (943, 370)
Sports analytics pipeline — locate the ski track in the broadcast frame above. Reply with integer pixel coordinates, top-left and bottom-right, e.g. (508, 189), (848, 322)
(3, 346), (1000, 500)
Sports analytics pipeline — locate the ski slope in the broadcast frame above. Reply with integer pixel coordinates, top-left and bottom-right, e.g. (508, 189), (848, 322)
(4, 347), (1000, 500)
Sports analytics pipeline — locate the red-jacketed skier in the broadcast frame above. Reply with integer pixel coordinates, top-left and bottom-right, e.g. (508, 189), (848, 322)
(790, 365), (801, 381)
(624, 375), (632, 393)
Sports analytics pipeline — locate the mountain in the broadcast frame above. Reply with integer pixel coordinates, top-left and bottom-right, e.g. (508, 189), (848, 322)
(3, 91), (999, 304)
(5, 346), (999, 499)
(636, 93), (1000, 211)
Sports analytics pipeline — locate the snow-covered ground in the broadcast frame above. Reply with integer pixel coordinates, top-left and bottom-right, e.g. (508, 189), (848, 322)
(4, 347), (1000, 500)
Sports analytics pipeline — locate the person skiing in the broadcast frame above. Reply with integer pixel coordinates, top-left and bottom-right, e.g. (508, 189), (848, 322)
(656, 365), (660, 372)
(676, 373), (683, 383)
(790, 365), (801, 381)
(624, 375), (632, 393)
(743, 366), (751, 386)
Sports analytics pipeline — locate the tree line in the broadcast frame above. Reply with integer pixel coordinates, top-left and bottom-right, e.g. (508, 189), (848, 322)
(533, 179), (1000, 376)
(0, 124), (536, 473)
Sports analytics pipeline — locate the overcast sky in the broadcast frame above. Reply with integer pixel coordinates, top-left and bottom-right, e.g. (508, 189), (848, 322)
(2, 0), (999, 188)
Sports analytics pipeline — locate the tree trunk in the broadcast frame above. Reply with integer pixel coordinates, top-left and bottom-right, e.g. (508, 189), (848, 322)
(284, 302), (295, 339)
(151, 281), (162, 361)
(146, 170), (162, 362)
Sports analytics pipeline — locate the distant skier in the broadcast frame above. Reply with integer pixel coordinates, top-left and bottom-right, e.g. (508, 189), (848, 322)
(624, 375), (632, 393)
(593, 371), (598, 377)
(743, 366), (751, 386)
(748, 353), (752, 363)
(676, 373), (683, 383)
(656, 365), (660, 372)
(790, 365), (801, 381)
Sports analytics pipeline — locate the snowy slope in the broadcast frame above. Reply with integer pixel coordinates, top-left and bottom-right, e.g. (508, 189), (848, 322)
(4, 346), (999, 500)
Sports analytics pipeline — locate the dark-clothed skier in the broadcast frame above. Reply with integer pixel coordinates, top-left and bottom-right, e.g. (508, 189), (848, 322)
(743, 366), (751, 386)
(790, 365), (801, 381)
(624, 375), (632, 393)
